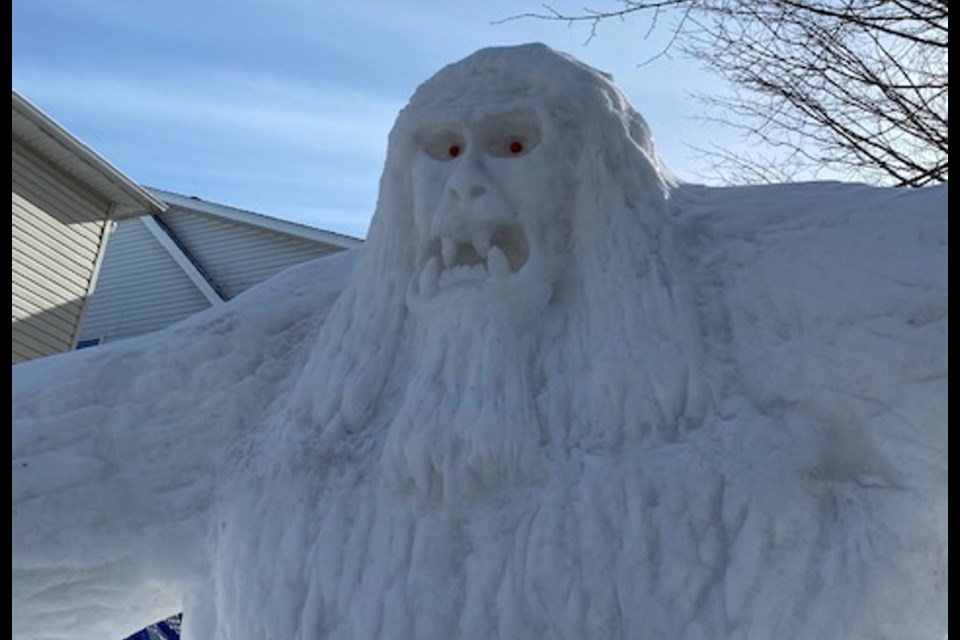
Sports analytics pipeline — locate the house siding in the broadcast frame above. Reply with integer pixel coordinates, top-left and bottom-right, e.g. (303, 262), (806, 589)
(12, 140), (111, 364)
(159, 207), (338, 299)
(78, 218), (212, 345)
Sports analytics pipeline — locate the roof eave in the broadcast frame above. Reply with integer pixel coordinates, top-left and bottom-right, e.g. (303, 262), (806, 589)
(12, 90), (167, 219)
(147, 187), (364, 249)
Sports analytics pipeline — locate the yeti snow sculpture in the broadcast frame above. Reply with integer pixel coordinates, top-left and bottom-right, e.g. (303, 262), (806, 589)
(12, 44), (947, 640)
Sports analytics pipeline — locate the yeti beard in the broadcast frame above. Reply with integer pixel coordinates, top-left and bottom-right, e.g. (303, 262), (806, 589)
(381, 297), (549, 502)
(373, 180), (704, 503)
(377, 217), (704, 503)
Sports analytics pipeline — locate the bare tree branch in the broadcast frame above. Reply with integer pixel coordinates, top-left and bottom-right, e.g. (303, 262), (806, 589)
(503, 0), (948, 186)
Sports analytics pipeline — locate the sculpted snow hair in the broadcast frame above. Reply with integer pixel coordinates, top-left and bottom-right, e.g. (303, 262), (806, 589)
(287, 43), (708, 500)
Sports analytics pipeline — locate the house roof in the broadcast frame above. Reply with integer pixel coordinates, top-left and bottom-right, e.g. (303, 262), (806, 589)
(11, 90), (167, 219)
(78, 190), (362, 345)
(147, 187), (363, 249)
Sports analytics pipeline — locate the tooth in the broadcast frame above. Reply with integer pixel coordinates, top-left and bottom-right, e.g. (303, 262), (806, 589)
(472, 232), (491, 258)
(441, 237), (458, 267)
(419, 257), (439, 297)
(486, 246), (511, 278)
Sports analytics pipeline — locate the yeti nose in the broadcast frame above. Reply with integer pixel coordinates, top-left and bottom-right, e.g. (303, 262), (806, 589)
(447, 157), (489, 202)
(462, 184), (487, 199)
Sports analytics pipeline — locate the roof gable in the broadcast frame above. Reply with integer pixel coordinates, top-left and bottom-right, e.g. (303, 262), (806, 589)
(147, 188), (362, 249)
(11, 91), (166, 219)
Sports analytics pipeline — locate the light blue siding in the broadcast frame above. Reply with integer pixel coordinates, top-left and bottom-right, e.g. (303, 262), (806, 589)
(159, 207), (338, 299)
(78, 219), (211, 344)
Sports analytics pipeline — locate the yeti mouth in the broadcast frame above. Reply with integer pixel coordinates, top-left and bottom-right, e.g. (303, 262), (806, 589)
(417, 226), (530, 296)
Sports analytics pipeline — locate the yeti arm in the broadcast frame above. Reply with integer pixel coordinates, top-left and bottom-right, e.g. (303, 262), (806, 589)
(12, 249), (356, 640)
(691, 182), (948, 481)
(678, 182), (948, 634)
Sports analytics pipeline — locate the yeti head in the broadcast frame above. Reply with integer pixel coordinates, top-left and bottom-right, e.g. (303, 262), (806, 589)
(391, 43), (675, 320)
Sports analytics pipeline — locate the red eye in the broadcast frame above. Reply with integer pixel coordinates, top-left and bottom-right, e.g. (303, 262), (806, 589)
(448, 144), (461, 158)
(509, 140), (524, 154)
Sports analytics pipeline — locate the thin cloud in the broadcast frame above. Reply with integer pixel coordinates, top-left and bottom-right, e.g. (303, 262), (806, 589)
(14, 65), (402, 158)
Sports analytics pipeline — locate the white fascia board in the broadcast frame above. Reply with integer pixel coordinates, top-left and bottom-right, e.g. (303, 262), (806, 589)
(12, 91), (167, 218)
(140, 216), (225, 306)
(70, 211), (115, 349)
(146, 187), (364, 249)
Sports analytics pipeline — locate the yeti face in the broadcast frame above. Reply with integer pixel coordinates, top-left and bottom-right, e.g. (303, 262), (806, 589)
(405, 103), (572, 312)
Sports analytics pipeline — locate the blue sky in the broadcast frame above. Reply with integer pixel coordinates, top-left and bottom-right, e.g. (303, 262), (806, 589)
(13, 0), (743, 238)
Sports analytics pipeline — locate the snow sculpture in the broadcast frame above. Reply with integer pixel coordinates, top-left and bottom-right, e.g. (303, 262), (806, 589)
(13, 44), (947, 640)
